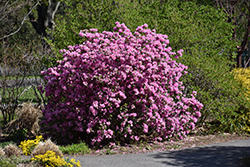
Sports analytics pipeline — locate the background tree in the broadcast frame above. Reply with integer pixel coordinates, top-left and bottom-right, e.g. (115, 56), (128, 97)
(48, 0), (250, 133)
(0, 0), (52, 125)
(185, 0), (250, 68)
(45, 0), (142, 67)
(1, 0), (250, 135)
(0, 43), (32, 125)
(215, 0), (250, 68)
(28, 0), (60, 52)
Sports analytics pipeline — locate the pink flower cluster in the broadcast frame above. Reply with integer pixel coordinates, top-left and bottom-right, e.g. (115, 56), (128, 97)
(39, 22), (203, 146)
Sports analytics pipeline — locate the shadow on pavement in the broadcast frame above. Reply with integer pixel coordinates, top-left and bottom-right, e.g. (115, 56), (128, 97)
(149, 145), (250, 167)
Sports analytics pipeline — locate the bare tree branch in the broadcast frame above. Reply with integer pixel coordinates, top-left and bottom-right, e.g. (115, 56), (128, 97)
(45, 0), (60, 29)
(0, 0), (41, 40)
(0, 0), (29, 21)
(245, 0), (250, 11)
(219, 0), (228, 14)
(17, 85), (32, 99)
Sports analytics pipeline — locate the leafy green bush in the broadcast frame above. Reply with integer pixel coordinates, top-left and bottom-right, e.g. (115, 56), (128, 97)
(135, 0), (250, 133)
(46, 0), (141, 67)
(47, 0), (250, 134)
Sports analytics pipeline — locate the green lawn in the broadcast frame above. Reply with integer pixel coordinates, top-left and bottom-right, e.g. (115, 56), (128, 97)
(0, 86), (44, 104)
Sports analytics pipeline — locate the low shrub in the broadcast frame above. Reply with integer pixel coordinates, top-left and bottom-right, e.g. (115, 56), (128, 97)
(231, 68), (250, 133)
(232, 68), (250, 99)
(19, 135), (43, 156)
(18, 136), (82, 166)
(31, 150), (80, 167)
(40, 22), (203, 147)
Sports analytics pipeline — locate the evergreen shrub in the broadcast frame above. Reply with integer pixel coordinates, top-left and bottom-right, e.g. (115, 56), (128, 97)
(40, 23), (203, 147)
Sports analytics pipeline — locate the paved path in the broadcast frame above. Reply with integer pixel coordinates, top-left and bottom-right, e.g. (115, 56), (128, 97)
(67, 138), (250, 167)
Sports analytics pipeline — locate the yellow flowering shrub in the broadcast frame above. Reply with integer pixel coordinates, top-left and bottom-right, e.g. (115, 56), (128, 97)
(64, 156), (81, 167)
(31, 150), (65, 167)
(232, 68), (250, 99)
(19, 135), (43, 155)
(232, 68), (250, 133)
(31, 150), (81, 167)
(19, 136), (81, 166)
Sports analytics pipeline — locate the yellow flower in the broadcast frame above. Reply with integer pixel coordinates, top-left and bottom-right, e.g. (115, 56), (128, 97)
(19, 135), (43, 155)
(232, 68), (250, 133)
(31, 150), (81, 167)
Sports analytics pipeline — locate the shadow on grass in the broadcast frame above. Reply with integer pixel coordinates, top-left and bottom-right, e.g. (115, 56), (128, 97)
(148, 143), (250, 167)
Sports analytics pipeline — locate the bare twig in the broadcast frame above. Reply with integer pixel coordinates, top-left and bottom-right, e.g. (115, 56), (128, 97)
(0, 0), (41, 40)
(17, 85), (32, 99)
(244, 56), (250, 68)
(245, 0), (250, 11)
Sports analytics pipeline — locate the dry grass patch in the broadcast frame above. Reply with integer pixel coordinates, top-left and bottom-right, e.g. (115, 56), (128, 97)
(3, 144), (23, 157)
(4, 102), (42, 136)
(31, 139), (63, 157)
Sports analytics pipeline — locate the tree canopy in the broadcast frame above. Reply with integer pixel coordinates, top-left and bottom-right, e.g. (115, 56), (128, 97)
(1, 0), (250, 132)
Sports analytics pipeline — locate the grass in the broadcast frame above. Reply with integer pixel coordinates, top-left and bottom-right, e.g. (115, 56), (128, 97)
(0, 159), (16, 167)
(59, 142), (91, 155)
(0, 134), (186, 156)
(18, 87), (43, 103)
(0, 155), (33, 167)
(0, 86), (44, 104)
(0, 116), (17, 131)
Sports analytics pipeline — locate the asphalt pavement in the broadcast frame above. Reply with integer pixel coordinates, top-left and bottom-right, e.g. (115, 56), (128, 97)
(67, 138), (250, 167)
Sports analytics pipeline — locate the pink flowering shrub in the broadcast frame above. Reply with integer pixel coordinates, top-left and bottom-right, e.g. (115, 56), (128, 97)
(39, 22), (203, 147)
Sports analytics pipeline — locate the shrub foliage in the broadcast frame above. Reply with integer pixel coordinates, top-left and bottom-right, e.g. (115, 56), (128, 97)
(40, 23), (203, 147)
(137, 0), (250, 133)
(232, 68), (250, 133)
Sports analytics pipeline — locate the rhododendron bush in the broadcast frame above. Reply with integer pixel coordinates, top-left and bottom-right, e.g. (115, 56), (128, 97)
(39, 22), (203, 147)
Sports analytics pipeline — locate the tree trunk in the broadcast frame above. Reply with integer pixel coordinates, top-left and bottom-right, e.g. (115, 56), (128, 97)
(237, 3), (250, 67)
(28, 0), (60, 37)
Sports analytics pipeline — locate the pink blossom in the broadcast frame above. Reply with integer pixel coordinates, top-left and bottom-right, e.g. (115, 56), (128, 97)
(130, 113), (137, 117)
(195, 111), (201, 117)
(93, 101), (98, 109)
(40, 22), (203, 147)
(143, 123), (148, 133)
(90, 106), (97, 116)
